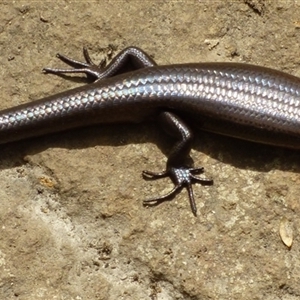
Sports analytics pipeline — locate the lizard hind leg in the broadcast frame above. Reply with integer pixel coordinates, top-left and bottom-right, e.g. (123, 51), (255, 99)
(143, 112), (213, 216)
(43, 46), (157, 81)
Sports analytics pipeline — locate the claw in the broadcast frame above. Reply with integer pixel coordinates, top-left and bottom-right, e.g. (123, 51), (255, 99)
(142, 166), (213, 216)
(143, 184), (182, 203)
(186, 183), (196, 216)
(83, 47), (94, 65)
(99, 58), (107, 69)
(188, 167), (204, 174)
(142, 169), (168, 179)
(55, 52), (91, 68)
(43, 47), (105, 81)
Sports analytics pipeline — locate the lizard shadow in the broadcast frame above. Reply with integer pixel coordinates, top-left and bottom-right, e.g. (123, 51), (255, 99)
(194, 130), (300, 174)
(0, 121), (299, 176)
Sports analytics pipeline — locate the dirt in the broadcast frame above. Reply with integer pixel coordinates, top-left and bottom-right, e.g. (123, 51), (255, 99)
(0, 1), (300, 299)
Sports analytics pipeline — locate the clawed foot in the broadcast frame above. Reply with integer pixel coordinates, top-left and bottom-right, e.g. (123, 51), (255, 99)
(142, 166), (213, 216)
(43, 47), (106, 81)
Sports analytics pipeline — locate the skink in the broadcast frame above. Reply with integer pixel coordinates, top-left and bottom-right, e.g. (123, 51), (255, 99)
(2, 46), (300, 215)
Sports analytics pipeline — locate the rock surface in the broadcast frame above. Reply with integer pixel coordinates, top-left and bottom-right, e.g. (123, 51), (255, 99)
(0, 1), (300, 299)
